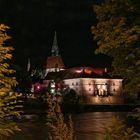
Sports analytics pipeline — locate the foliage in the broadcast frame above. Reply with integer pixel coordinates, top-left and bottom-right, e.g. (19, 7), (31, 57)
(62, 89), (80, 105)
(46, 94), (75, 140)
(127, 108), (140, 133)
(91, 0), (140, 102)
(128, 108), (140, 123)
(0, 24), (22, 139)
(104, 116), (140, 140)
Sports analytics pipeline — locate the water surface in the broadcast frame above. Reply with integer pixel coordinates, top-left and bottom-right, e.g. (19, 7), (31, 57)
(12, 112), (126, 140)
(73, 112), (125, 140)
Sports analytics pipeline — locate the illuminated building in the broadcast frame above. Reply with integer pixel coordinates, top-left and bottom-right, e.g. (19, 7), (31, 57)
(45, 31), (65, 76)
(45, 67), (123, 104)
(44, 32), (123, 104)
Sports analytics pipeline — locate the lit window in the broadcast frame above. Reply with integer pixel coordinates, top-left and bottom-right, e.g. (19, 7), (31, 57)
(97, 85), (101, 88)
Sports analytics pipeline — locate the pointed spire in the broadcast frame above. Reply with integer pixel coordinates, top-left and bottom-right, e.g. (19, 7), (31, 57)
(27, 58), (31, 72)
(51, 31), (59, 56)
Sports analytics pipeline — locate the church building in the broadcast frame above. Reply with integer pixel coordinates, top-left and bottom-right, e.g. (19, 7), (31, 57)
(43, 31), (123, 104)
(45, 31), (65, 76)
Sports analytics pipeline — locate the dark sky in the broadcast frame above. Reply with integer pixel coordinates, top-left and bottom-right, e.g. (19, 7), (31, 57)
(0, 0), (111, 69)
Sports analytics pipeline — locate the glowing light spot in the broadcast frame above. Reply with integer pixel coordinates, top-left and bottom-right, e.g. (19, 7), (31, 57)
(50, 89), (55, 94)
(37, 85), (40, 89)
(84, 68), (92, 74)
(76, 70), (82, 73)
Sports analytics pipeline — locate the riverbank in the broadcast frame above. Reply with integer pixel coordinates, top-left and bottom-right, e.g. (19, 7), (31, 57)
(20, 97), (140, 114)
(21, 102), (140, 115)
(61, 104), (140, 113)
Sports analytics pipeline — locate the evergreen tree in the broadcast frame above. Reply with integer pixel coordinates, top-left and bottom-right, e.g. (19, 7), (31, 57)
(0, 24), (21, 139)
(46, 94), (75, 140)
(92, 0), (140, 102)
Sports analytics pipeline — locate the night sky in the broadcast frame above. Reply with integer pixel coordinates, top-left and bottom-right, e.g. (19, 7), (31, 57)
(0, 0), (111, 69)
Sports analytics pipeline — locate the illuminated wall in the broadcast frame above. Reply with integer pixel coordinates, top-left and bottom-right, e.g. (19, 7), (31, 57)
(63, 78), (123, 104)
(63, 78), (122, 94)
(63, 79), (81, 95)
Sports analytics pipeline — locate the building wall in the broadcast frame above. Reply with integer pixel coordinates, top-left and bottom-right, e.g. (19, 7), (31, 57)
(63, 79), (81, 95)
(63, 78), (123, 104)
(63, 78), (122, 95)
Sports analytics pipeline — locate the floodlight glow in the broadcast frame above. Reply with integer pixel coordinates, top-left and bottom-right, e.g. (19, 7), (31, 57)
(76, 70), (82, 73)
(51, 84), (55, 88)
(102, 85), (107, 90)
(50, 89), (55, 94)
(37, 85), (41, 89)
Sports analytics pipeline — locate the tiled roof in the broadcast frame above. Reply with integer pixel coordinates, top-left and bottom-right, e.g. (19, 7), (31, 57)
(45, 67), (111, 80)
(46, 56), (65, 69)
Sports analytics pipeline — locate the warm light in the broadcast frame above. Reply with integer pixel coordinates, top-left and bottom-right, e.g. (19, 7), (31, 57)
(75, 70), (83, 73)
(84, 68), (92, 74)
(102, 85), (107, 90)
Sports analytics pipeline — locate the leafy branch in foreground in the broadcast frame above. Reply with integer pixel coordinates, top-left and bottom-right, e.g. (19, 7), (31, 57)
(46, 94), (75, 140)
(0, 24), (22, 140)
(92, 0), (140, 102)
(104, 116), (140, 140)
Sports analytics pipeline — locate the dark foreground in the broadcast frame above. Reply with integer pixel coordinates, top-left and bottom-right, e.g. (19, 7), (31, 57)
(11, 101), (140, 140)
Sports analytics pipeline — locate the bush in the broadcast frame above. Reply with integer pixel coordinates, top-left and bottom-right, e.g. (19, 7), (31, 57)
(46, 94), (75, 140)
(104, 116), (140, 140)
(62, 89), (80, 104)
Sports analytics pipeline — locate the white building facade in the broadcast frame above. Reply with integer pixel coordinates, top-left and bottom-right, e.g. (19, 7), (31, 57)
(63, 77), (123, 104)
(63, 78), (122, 96)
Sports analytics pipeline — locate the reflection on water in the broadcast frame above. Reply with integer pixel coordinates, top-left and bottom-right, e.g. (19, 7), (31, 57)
(12, 112), (126, 140)
(83, 95), (124, 104)
(73, 112), (125, 140)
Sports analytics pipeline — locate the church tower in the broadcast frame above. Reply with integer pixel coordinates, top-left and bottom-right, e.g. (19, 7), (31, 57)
(45, 31), (65, 76)
(51, 31), (59, 56)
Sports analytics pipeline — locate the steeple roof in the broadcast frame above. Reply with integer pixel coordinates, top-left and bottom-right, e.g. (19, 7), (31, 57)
(46, 31), (65, 69)
(46, 56), (64, 69)
(51, 31), (59, 56)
